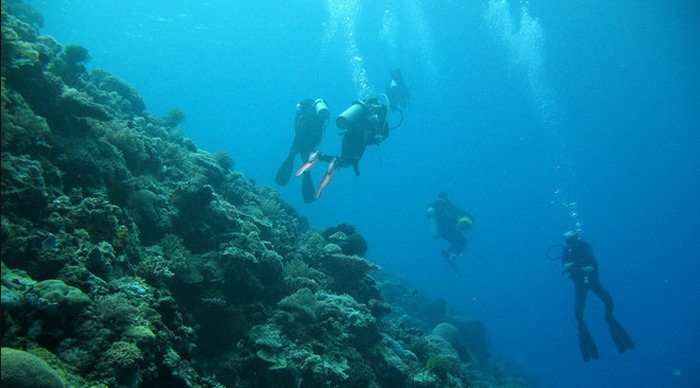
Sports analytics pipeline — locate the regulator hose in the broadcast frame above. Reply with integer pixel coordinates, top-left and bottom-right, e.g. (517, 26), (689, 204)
(389, 106), (404, 129)
(546, 244), (565, 261)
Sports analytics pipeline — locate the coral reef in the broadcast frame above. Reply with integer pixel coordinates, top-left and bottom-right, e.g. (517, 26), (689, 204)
(162, 108), (186, 128)
(1, 347), (65, 387)
(0, 3), (534, 387)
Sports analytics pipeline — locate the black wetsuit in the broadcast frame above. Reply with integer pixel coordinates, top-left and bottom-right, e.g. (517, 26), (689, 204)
(334, 100), (389, 176)
(292, 104), (324, 160)
(561, 240), (614, 323)
(431, 197), (471, 257)
(275, 100), (324, 202)
(561, 238), (634, 361)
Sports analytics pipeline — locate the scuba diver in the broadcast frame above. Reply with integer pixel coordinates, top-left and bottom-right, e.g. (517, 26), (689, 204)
(275, 98), (329, 203)
(427, 192), (474, 276)
(295, 70), (408, 198)
(386, 69), (410, 109)
(295, 97), (391, 198)
(560, 230), (635, 362)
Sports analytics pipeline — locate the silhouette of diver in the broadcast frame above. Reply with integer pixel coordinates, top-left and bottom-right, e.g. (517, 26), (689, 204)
(427, 192), (474, 276)
(295, 97), (390, 198)
(560, 230), (635, 362)
(386, 68), (410, 109)
(275, 98), (329, 202)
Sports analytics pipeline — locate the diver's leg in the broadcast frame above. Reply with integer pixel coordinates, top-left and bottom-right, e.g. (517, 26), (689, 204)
(574, 285), (599, 361)
(453, 233), (467, 255)
(441, 245), (454, 259)
(574, 284), (587, 325)
(339, 129), (366, 177)
(589, 277), (615, 316)
(591, 278), (635, 352)
(442, 230), (465, 254)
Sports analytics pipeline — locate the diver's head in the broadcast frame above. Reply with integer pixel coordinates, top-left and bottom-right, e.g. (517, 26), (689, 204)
(563, 230), (580, 245)
(296, 99), (314, 111)
(367, 97), (380, 107)
(457, 216), (473, 231)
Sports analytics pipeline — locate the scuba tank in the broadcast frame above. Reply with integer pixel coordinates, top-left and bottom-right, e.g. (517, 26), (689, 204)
(314, 99), (330, 121)
(297, 98), (329, 122)
(336, 101), (365, 129)
(427, 207), (440, 238)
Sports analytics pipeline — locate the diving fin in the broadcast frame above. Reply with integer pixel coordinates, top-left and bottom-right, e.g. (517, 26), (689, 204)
(578, 323), (600, 362)
(444, 254), (463, 277)
(301, 171), (316, 203)
(275, 155), (295, 186)
(606, 314), (635, 353)
(315, 158), (337, 198)
(295, 150), (320, 177)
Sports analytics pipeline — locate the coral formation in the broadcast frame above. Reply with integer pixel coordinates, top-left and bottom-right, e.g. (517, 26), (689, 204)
(29, 279), (90, 315)
(323, 223), (368, 256)
(1, 347), (65, 387)
(426, 354), (453, 379)
(0, 3), (534, 387)
(162, 107), (186, 128)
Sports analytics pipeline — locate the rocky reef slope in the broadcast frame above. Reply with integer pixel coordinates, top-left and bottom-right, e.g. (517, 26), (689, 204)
(1, 3), (534, 387)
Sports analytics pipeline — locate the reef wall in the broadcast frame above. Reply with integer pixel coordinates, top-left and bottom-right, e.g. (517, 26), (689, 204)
(0, 3), (534, 387)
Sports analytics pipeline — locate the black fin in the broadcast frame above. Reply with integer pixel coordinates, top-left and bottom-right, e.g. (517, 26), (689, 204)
(578, 324), (600, 362)
(442, 253), (464, 277)
(301, 171), (316, 203)
(275, 155), (295, 186)
(606, 314), (635, 353)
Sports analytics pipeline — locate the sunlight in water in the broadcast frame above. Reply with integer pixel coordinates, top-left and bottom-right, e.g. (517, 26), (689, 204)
(484, 0), (560, 126)
(323, 0), (374, 99)
(404, 0), (438, 80)
(485, 0), (582, 228)
(379, 9), (399, 67)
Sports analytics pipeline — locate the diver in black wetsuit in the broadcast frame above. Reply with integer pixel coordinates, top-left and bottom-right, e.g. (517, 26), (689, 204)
(275, 98), (329, 202)
(295, 70), (408, 198)
(560, 230), (635, 362)
(333, 97), (389, 172)
(296, 97), (390, 198)
(427, 192), (474, 276)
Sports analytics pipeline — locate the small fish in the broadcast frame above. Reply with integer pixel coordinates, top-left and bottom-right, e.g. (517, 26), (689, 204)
(129, 283), (147, 296)
(41, 235), (59, 251)
(411, 290), (418, 296)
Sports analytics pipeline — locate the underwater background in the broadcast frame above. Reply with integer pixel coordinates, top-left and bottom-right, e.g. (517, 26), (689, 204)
(4, 0), (699, 387)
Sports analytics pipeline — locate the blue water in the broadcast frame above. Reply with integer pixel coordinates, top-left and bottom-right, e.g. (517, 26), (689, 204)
(31, 1), (700, 387)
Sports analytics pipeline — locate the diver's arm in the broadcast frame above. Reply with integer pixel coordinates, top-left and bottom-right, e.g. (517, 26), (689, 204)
(562, 260), (574, 273)
(562, 243), (596, 275)
(456, 208), (473, 218)
(581, 243), (597, 267)
(561, 248), (574, 273)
